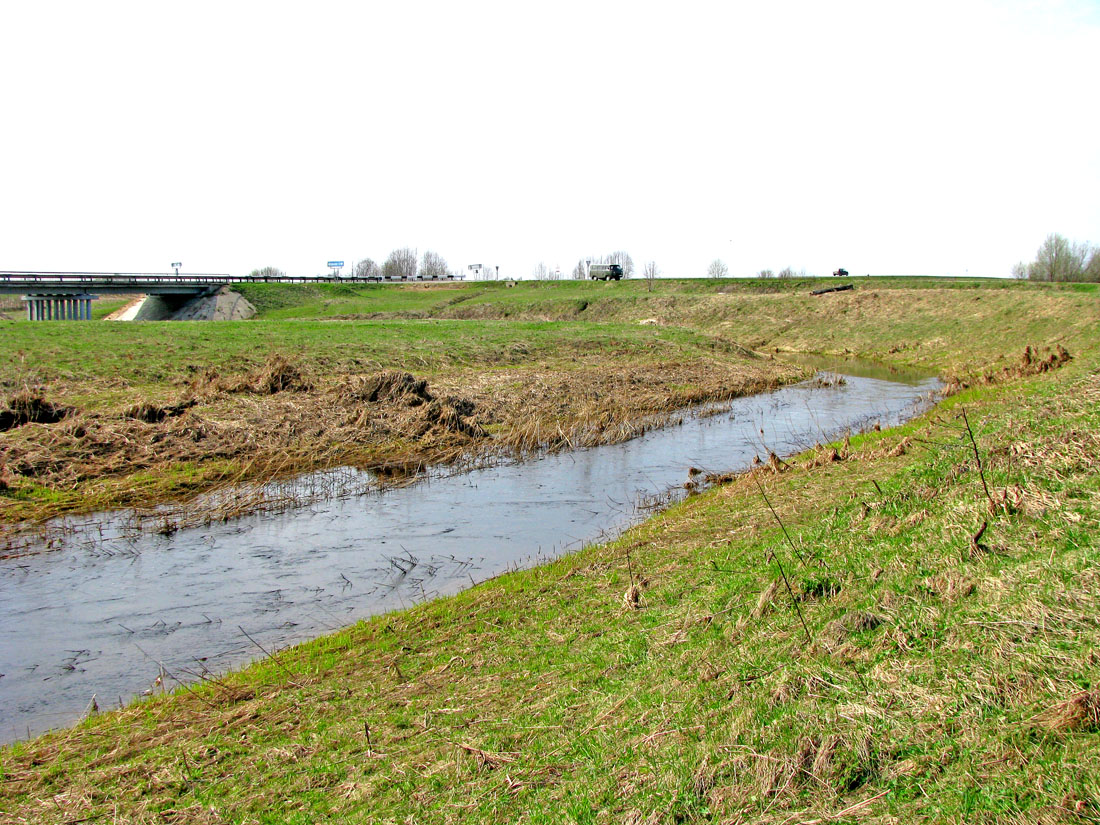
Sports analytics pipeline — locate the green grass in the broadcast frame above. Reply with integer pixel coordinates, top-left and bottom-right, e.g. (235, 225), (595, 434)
(0, 318), (732, 393)
(4, 350), (1096, 823)
(6, 279), (1091, 398)
(236, 278), (1099, 375)
(2, 279), (1099, 822)
(6, 280), (1094, 397)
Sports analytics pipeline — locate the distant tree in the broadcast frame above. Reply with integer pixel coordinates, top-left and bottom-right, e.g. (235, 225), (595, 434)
(248, 266), (285, 279)
(777, 266), (796, 279)
(643, 260), (659, 292)
(708, 259), (729, 279)
(533, 262), (550, 280)
(353, 259), (380, 279)
(756, 269), (774, 279)
(1011, 261), (1029, 280)
(1027, 233), (1089, 282)
(382, 247), (417, 280)
(1086, 247), (1100, 282)
(420, 250), (449, 279)
(572, 259), (588, 280)
(606, 251), (634, 278)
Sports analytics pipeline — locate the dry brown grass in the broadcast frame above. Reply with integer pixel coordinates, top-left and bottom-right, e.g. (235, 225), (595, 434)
(0, 353), (798, 541)
(944, 344), (1073, 395)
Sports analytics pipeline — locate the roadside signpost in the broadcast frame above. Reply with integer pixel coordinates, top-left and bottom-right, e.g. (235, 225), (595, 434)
(171, 262), (182, 276)
(328, 260), (344, 277)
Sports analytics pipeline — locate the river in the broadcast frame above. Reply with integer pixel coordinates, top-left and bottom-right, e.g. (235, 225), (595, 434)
(0, 364), (939, 743)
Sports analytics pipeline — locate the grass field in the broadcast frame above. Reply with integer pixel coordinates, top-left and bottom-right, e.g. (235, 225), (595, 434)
(1, 278), (1098, 822)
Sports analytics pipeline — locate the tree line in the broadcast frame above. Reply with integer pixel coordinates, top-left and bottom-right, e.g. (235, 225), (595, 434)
(248, 249), (455, 281)
(250, 237), (1100, 284)
(1013, 234), (1100, 282)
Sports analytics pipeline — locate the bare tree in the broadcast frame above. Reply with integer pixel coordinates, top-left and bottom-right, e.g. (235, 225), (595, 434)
(1086, 247), (1100, 282)
(353, 259), (380, 279)
(606, 251), (634, 278)
(777, 267), (796, 279)
(643, 260), (659, 292)
(420, 250), (449, 279)
(1011, 261), (1029, 280)
(708, 259), (729, 279)
(572, 259), (587, 280)
(756, 269), (774, 279)
(1027, 233), (1089, 282)
(532, 262), (550, 280)
(383, 247), (418, 280)
(248, 266), (285, 279)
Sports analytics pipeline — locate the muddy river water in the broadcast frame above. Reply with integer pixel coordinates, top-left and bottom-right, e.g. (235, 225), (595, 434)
(0, 364), (940, 742)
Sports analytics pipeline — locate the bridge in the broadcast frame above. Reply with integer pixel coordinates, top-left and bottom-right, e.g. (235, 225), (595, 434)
(0, 270), (464, 320)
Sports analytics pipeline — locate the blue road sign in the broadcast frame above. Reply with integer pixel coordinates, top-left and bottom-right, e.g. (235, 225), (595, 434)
(327, 261), (344, 268)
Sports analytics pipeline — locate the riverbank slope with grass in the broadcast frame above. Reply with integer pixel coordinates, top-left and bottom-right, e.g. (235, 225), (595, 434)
(0, 320), (799, 530)
(236, 276), (1098, 374)
(2, 279), (1096, 532)
(1, 287), (1097, 822)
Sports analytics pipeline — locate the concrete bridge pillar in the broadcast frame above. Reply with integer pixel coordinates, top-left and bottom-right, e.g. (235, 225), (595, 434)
(21, 294), (97, 321)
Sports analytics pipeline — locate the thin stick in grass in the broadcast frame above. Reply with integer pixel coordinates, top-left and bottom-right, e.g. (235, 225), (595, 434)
(753, 470), (809, 569)
(753, 473), (812, 643)
(238, 625), (304, 689)
(959, 408), (994, 508)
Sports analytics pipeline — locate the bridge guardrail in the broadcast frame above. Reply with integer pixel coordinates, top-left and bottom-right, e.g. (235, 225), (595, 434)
(0, 272), (467, 287)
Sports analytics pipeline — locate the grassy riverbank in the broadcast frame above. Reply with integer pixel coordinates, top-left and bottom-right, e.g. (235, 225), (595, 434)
(1, 284), (1097, 822)
(0, 319), (798, 529)
(233, 277), (1097, 374)
(2, 279), (1096, 531)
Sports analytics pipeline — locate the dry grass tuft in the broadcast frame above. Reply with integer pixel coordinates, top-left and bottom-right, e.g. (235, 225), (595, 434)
(822, 611), (886, 646)
(806, 446), (843, 467)
(751, 579), (782, 619)
(921, 572), (977, 602)
(123, 399), (197, 424)
(457, 742), (519, 771)
(349, 370), (431, 404)
(1032, 689), (1100, 734)
(0, 391), (70, 432)
(247, 353), (313, 394)
(622, 582), (642, 610)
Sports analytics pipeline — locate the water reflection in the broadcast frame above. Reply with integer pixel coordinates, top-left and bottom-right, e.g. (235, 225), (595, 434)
(777, 353), (933, 386)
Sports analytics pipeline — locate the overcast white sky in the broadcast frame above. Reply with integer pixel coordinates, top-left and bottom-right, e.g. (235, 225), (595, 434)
(1, 1), (1097, 279)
